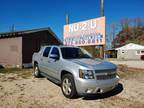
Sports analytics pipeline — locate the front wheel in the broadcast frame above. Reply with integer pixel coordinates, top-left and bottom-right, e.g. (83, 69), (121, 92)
(61, 74), (77, 98)
(33, 64), (41, 78)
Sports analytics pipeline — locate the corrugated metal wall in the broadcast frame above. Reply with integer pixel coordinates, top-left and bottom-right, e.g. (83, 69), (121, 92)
(22, 31), (61, 64)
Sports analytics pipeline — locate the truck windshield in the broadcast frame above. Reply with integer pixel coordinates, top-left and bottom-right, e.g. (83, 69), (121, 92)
(61, 47), (92, 59)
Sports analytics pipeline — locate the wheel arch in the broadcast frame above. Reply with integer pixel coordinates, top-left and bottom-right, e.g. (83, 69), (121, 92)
(61, 70), (78, 98)
(33, 61), (38, 67)
(61, 70), (74, 80)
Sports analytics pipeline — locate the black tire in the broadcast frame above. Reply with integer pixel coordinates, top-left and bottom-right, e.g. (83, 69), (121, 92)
(61, 74), (77, 98)
(33, 64), (41, 78)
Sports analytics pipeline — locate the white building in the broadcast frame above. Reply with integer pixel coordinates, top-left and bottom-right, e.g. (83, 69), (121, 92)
(115, 43), (144, 60)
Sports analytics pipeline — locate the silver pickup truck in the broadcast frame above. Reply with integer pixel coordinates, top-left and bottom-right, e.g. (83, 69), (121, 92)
(32, 45), (119, 98)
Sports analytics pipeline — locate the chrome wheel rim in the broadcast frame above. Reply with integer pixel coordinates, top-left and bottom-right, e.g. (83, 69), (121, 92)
(34, 66), (38, 76)
(62, 78), (72, 95)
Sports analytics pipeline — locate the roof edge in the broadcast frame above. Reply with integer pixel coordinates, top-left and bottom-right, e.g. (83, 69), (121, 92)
(47, 28), (63, 45)
(0, 27), (63, 44)
(0, 27), (51, 35)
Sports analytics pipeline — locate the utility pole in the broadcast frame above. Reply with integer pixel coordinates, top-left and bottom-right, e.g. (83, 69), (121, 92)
(66, 14), (69, 24)
(9, 24), (15, 32)
(100, 0), (105, 59)
(101, 0), (104, 16)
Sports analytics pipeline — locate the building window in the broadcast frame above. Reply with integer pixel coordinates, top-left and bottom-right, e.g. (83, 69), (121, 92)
(141, 51), (144, 54)
(136, 50), (140, 55)
(121, 50), (125, 54)
(136, 50), (144, 55)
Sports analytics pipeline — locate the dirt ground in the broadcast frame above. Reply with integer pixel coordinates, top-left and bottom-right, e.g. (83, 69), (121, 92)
(0, 67), (144, 108)
(109, 59), (144, 69)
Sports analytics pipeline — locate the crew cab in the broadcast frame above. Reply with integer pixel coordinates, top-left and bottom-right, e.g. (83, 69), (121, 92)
(32, 45), (119, 98)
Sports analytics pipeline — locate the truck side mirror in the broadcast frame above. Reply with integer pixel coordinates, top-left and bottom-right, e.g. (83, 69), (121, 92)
(49, 54), (59, 60)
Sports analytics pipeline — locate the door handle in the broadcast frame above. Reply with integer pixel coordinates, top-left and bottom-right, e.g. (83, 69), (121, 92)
(48, 60), (51, 63)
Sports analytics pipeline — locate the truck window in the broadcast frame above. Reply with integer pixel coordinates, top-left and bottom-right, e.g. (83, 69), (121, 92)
(43, 47), (51, 57)
(51, 47), (60, 57)
(61, 47), (91, 59)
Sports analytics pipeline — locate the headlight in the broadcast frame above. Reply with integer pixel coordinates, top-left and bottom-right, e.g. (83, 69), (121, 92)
(79, 69), (94, 79)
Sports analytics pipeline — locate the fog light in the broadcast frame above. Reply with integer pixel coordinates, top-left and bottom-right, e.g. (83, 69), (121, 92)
(96, 88), (103, 93)
(86, 89), (94, 93)
(100, 89), (103, 93)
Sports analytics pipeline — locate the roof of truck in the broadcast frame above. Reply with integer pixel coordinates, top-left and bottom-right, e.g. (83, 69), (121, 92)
(41, 45), (80, 48)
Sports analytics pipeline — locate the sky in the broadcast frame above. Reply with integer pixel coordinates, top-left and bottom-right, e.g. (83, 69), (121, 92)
(0, 0), (144, 41)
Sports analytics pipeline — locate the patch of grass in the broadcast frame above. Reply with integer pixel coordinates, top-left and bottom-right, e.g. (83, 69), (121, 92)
(0, 68), (32, 78)
(17, 69), (33, 78)
(118, 64), (128, 72)
(117, 65), (144, 79)
(0, 68), (22, 73)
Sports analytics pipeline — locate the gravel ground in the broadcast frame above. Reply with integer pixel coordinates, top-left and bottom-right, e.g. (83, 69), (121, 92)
(108, 59), (144, 69)
(0, 68), (144, 108)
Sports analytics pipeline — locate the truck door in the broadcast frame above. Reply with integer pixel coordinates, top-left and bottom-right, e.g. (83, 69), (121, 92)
(39, 47), (51, 75)
(47, 47), (62, 80)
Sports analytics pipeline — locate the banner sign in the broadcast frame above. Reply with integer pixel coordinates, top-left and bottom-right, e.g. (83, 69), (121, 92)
(64, 16), (106, 46)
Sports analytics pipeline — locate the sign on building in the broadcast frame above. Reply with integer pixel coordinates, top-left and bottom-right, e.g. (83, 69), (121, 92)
(64, 16), (106, 46)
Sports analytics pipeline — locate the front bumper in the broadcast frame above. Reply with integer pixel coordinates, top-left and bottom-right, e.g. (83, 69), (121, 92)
(75, 75), (119, 95)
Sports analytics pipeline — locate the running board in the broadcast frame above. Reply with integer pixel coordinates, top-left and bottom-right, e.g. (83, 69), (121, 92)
(40, 72), (61, 85)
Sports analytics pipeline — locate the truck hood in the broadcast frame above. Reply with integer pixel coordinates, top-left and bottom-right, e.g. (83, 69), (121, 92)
(69, 59), (117, 70)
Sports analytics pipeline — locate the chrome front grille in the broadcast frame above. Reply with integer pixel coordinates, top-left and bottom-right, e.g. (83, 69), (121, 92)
(95, 69), (116, 73)
(96, 73), (116, 80)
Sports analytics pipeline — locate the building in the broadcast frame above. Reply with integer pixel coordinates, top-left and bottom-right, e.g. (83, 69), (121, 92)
(105, 49), (117, 58)
(0, 28), (62, 67)
(115, 43), (144, 60)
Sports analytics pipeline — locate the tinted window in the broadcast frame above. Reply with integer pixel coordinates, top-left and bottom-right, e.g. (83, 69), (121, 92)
(61, 48), (91, 59)
(51, 47), (60, 56)
(43, 47), (51, 57)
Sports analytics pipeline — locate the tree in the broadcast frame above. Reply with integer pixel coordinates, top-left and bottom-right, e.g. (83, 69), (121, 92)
(133, 18), (144, 28)
(112, 18), (144, 48)
(120, 18), (130, 30)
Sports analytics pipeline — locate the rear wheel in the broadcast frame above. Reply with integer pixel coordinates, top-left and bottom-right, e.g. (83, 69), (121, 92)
(33, 64), (41, 78)
(61, 74), (77, 98)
